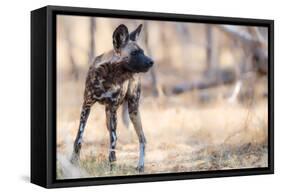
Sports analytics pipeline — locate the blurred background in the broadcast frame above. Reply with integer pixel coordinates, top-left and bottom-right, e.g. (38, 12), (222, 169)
(56, 15), (268, 179)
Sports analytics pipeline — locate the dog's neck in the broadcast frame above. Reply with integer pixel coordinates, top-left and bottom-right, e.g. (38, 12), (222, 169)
(92, 50), (134, 85)
(94, 61), (133, 86)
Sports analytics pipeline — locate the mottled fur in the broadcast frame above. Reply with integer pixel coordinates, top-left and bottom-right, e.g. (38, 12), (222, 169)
(70, 24), (153, 172)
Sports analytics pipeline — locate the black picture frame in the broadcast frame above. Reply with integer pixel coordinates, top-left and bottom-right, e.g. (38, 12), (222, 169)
(31, 5), (274, 188)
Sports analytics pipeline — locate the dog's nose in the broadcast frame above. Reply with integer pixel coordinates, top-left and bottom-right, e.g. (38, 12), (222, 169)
(147, 60), (154, 67)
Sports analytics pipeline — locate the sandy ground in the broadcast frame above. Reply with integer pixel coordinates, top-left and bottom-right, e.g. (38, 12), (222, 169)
(56, 78), (268, 179)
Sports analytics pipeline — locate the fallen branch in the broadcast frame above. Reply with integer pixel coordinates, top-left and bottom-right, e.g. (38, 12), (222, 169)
(217, 25), (268, 75)
(167, 68), (236, 95)
(216, 25), (266, 47)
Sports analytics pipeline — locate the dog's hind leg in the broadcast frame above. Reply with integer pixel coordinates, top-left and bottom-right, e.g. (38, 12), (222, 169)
(70, 102), (93, 165)
(105, 106), (118, 167)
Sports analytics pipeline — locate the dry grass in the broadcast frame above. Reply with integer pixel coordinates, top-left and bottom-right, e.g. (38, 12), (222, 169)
(56, 77), (268, 179)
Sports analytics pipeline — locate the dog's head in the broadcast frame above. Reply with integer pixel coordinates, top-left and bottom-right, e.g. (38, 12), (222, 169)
(112, 24), (154, 73)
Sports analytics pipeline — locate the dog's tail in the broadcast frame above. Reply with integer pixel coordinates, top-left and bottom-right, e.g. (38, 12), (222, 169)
(122, 101), (130, 129)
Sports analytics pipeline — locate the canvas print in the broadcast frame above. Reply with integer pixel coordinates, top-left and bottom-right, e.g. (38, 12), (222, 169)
(56, 15), (268, 179)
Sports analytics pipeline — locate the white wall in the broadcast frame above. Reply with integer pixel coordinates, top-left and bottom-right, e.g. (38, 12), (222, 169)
(0, 0), (279, 193)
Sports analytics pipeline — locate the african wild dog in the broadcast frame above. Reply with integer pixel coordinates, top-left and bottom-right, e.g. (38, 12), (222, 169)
(70, 24), (154, 172)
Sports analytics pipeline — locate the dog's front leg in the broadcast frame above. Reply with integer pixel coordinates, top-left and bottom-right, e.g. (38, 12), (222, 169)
(128, 109), (146, 172)
(105, 106), (118, 166)
(127, 85), (146, 172)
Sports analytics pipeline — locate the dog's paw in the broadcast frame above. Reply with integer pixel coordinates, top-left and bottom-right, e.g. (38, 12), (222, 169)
(109, 162), (116, 171)
(109, 152), (116, 163)
(70, 153), (80, 166)
(136, 165), (144, 173)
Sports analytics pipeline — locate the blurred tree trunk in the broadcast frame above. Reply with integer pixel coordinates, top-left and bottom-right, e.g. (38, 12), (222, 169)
(176, 23), (189, 69)
(143, 21), (162, 97)
(160, 23), (172, 66)
(64, 19), (79, 80)
(205, 25), (218, 81)
(88, 18), (96, 64)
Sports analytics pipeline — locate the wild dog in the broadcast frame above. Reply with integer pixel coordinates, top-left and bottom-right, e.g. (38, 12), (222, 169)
(70, 24), (154, 172)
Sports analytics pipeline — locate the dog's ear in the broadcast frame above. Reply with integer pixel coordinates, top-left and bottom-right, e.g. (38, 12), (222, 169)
(129, 24), (143, 41)
(113, 24), (129, 52)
